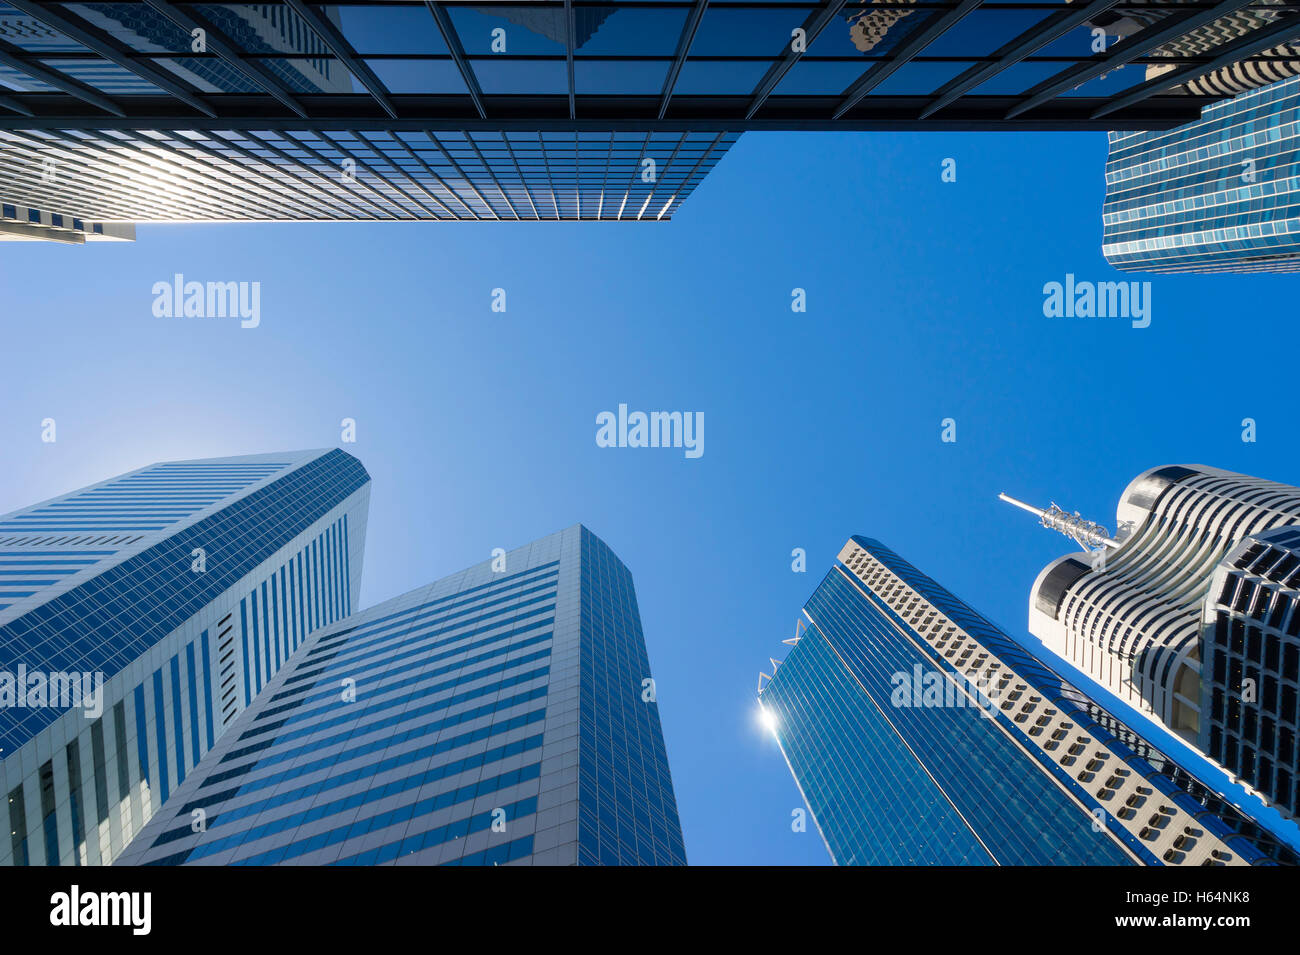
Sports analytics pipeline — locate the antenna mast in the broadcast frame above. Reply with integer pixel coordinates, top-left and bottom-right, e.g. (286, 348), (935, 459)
(998, 493), (1119, 552)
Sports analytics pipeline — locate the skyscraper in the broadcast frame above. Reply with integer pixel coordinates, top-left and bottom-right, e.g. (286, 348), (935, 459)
(1201, 526), (1300, 819)
(1015, 466), (1300, 746)
(0, 198), (133, 242)
(115, 524), (687, 866)
(0, 448), (370, 865)
(3, 2), (1300, 229)
(758, 536), (1296, 866)
(1102, 74), (1300, 273)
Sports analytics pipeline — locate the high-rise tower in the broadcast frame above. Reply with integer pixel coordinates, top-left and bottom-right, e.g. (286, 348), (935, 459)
(758, 536), (1296, 866)
(1102, 75), (1300, 273)
(115, 525), (686, 866)
(0, 449), (370, 865)
(1201, 526), (1300, 819)
(4, 2), (1300, 231)
(1010, 465), (1300, 823)
(1013, 466), (1300, 744)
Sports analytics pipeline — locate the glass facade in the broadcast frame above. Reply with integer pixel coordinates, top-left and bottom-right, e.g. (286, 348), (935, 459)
(1202, 526), (1300, 821)
(0, 457), (290, 613)
(577, 528), (686, 865)
(1103, 73), (1300, 273)
(760, 536), (1298, 865)
(0, 448), (371, 865)
(0, 126), (739, 222)
(4, 2), (1300, 225)
(117, 524), (686, 866)
(1, 1), (1295, 126)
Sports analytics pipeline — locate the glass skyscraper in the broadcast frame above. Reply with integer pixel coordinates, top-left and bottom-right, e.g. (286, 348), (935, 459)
(1103, 73), (1300, 273)
(0, 448), (370, 865)
(115, 524), (687, 866)
(759, 535), (1296, 866)
(4, 2), (1300, 230)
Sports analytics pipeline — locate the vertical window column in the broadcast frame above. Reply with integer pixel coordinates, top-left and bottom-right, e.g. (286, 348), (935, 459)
(7, 783), (29, 866)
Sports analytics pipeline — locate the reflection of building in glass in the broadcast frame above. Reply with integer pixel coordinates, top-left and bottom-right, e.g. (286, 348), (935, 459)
(474, 5), (614, 49)
(158, 3), (354, 94)
(1164, 40), (1300, 98)
(1103, 75), (1300, 273)
(1144, 0), (1300, 97)
(1073, 0), (1300, 96)
(759, 536), (1297, 865)
(843, 0), (916, 54)
(0, 3), (353, 95)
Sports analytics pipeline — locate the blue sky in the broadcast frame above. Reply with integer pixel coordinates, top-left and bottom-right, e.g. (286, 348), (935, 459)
(2, 128), (1298, 865)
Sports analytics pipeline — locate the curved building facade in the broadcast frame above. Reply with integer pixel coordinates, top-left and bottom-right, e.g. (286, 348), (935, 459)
(1028, 465), (1300, 747)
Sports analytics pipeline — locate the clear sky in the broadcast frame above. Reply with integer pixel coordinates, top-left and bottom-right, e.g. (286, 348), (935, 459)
(2, 128), (1298, 865)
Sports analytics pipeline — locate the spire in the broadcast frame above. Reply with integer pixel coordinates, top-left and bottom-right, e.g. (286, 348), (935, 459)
(998, 492), (1119, 551)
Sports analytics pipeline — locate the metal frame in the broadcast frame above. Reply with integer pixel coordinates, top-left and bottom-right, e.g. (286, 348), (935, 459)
(0, 1), (1287, 129)
(138, 0), (308, 117)
(1004, 0), (1260, 119)
(1092, 11), (1300, 118)
(745, 0), (849, 119)
(659, 0), (709, 119)
(834, 0), (982, 119)
(0, 95), (35, 117)
(0, 106), (1219, 132)
(0, 37), (124, 116)
(425, 0), (487, 119)
(920, 0), (1124, 119)
(284, 0), (398, 118)
(3, 0), (216, 116)
(565, 0), (577, 119)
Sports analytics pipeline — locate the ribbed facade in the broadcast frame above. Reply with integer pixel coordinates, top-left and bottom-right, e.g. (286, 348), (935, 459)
(1102, 75), (1300, 274)
(115, 525), (686, 867)
(1202, 526), (1300, 820)
(760, 537), (1296, 866)
(1028, 465), (1300, 747)
(0, 449), (370, 866)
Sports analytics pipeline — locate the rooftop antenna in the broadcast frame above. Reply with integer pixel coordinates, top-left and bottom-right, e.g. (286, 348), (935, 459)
(998, 492), (1120, 552)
